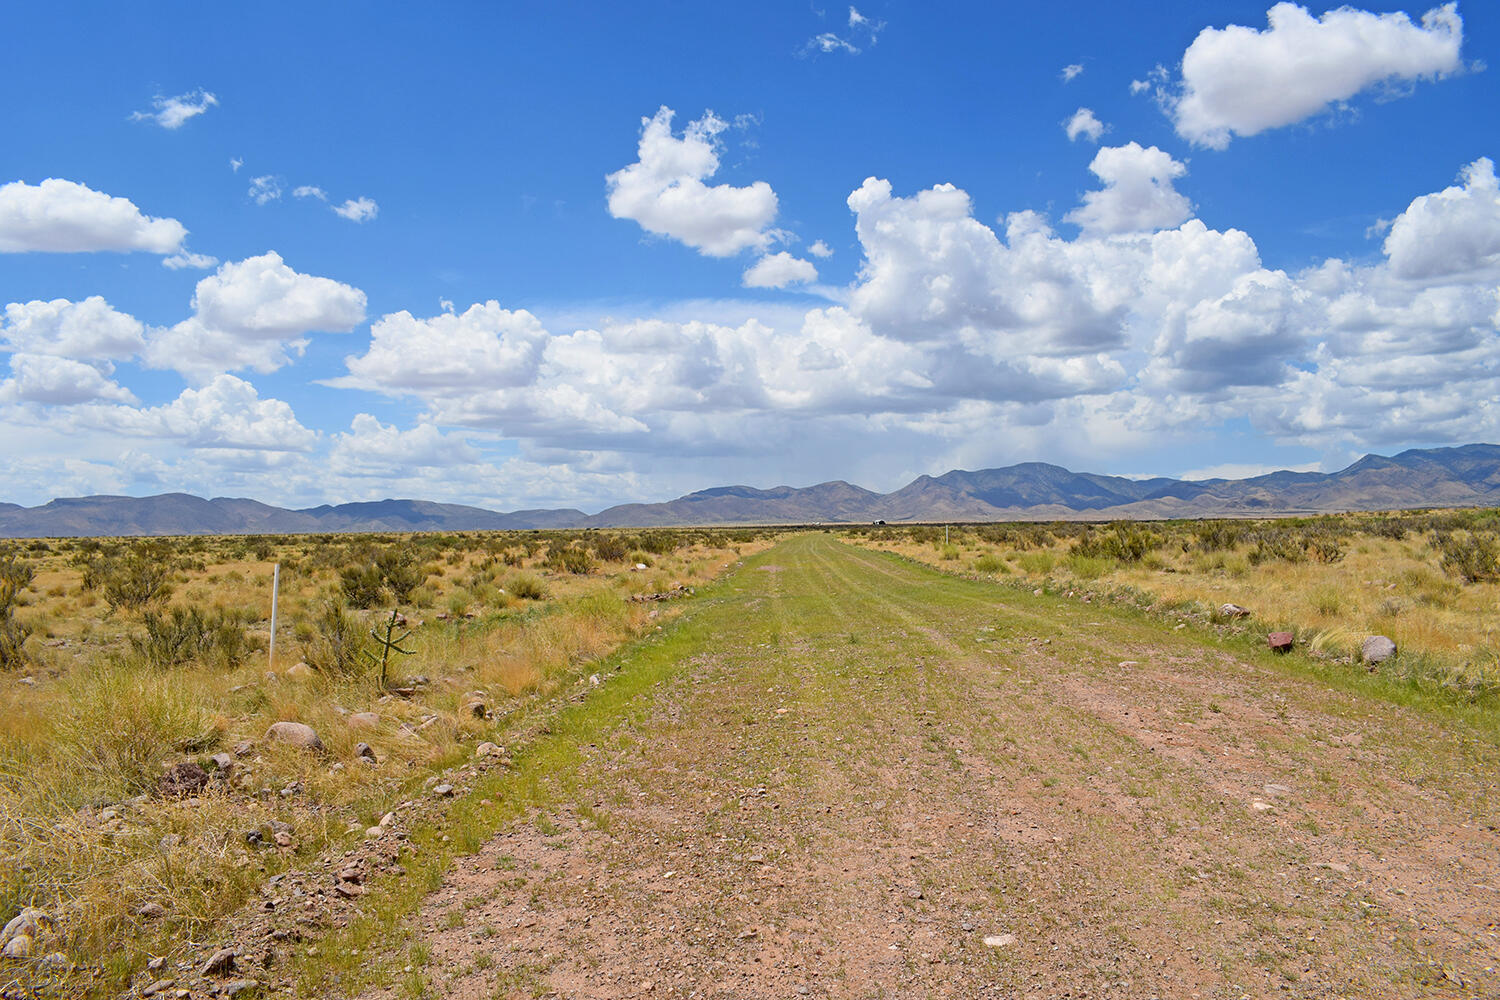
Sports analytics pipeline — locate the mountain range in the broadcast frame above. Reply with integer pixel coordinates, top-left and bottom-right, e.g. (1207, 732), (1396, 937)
(2, 444), (1497, 538)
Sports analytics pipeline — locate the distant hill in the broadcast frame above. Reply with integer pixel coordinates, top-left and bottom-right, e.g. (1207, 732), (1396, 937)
(1, 444), (1497, 537)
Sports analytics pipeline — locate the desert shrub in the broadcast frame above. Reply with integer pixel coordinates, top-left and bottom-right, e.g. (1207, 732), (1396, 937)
(1074, 524), (1159, 563)
(377, 546), (429, 602)
(95, 542), (177, 611)
(1435, 530), (1500, 583)
(546, 544), (595, 575)
(1247, 529), (1307, 566)
(1191, 521), (1243, 552)
(0, 555), (33, 670)
(939, 544), (960, 561)
(972, 553), (1005, 573)
(340, 562), (386, 609)
(639, 531), (680, 555)
(501, 548), (525, 567)
(129, 606), (253, 670)
(1015, 552), (1056, 575)
(302, 600), (371, 675)
(508, 572), (547, 600)
(1065, 554), (1113, 580)
(1367, 517), (1409, 541)
(1302, 530), (1345, 564)
(590, 534), (629, 563)
(628, 551), (654, 568)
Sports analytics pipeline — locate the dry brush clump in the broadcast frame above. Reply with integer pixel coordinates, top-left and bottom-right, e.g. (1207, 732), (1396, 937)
(0, 525), (774, 996)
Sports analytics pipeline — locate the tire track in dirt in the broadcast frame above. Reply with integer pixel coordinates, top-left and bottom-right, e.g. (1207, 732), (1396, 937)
(361, 535), (1500, 999)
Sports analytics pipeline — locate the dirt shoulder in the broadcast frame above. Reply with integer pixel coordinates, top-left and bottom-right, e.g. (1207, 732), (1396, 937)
(362, 535), (1500, 999)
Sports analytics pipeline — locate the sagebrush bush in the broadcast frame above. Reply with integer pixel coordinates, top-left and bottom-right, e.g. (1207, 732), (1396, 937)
(508, 572), (547, 600)
(0, 555), (33, 670)
(93, 542), (177, 611)
(590, 534), (629, 562)
(1074, 524), (1159, 563)
(1435, 530), (1500, 583)
(302, 599), (371, 674)
(129, 605), (253, 670)
(972, 553), (1005, 573)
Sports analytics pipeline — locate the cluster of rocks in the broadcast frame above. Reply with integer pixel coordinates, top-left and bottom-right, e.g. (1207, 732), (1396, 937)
(0, 907), (65, 966)
(628, 584), (694, 604)
(1216, 603), (1398, 665)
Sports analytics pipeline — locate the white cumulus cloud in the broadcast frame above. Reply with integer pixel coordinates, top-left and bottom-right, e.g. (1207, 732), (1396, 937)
(606, 107), (779, 257)
(1064, 107), (1107, 143)
(2, 296), (146, 360)
(0, 178), (187, 254)
(293, 185), (328, 201)
(743, 252), (818, 288)
(1382, 157), (1500, 280)
(146, 252), (367, 380)
(1165, 2), (1465, 149)
(106, 374), (316, 451)
(330, 414), (479, 474)
(1061, 63), (1084, 82)
(130, 89), (218, 129)
(332, 197), (379, 222)
(0, 354), (136, 405)
(1065, 142), (1192, 236)
(248, 175), (283, 205)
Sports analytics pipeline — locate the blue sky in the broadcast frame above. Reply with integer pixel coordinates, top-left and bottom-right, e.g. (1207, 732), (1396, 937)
(1, 1), (1497, 510)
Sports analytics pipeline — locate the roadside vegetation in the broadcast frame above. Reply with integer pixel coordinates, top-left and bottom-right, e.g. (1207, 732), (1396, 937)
(845, 508), (1500, 702)
(0, 527), (770, 997)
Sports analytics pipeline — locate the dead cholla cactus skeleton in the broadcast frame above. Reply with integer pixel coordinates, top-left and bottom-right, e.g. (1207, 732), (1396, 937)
(363, 608), (414, 689)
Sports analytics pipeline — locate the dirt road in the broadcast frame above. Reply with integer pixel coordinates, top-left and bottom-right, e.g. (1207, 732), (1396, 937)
(368, 535), (1500, 998)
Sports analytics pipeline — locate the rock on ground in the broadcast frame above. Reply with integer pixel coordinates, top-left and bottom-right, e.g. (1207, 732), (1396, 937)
(1361, 635), (1397, 664)
(265, 721), (323, 751)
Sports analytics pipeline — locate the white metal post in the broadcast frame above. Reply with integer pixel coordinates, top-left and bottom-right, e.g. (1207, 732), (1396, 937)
(268, 562), (280, 670)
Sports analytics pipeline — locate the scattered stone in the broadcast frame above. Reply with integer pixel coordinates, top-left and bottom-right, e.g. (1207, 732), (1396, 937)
(1267, 631), (1294, 653)
(284, 661), (315, 681)
(265, 721), (323, 751)
(365, 826), (384, 839)
(1360, 635), (1397, 665)
(1032, 588), (1043, 596)
(1251, 799), (1273, 812)
(147, 956), (166, 972)
(334, 882), (365, 899)
(475, 742), (501, 759)
(355, 742), (376, 761)
(223, 979), (260, 998)
(0, 909), (52, 955)
(137, 902), (167, 920)
(38, 952), (68, 971)
(347, 712), (380, 730)
(210, 752), (235, 775)
(1263, 783), (1292, 798)
(158, 761), (210, 798)
(379, 811), (396, 828)
(1219, 603), (1251, 619)
(433, 784), (455, 797)
(634, 562), (648, 571)
(982, 933), (1017, 948)
(462, 699), (487, 719)
(140, 978), (176, 997)
(2, 934), (33, 959)
(1316, 861), (1350, 874)
(201, 946), (237, 976)
(233, 740), (255, 757)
